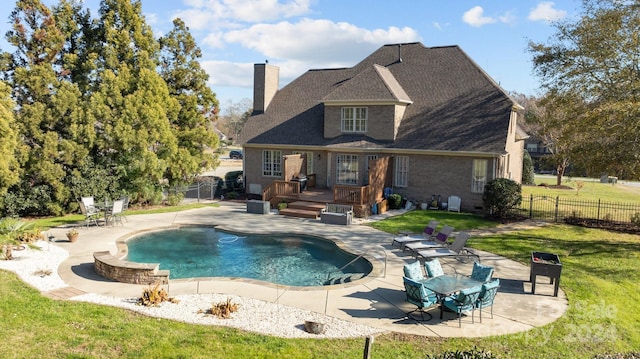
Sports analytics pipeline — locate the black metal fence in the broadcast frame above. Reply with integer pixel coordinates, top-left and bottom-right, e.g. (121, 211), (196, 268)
(519, 194), (640, 224)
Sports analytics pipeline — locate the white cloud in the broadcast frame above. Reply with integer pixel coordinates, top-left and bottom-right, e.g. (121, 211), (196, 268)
(499, 10), (517, 25)
(462, 6), (497, 27)
(202, 32), (225, 48)
(223, 18), (420, 64)
(175, 0), (313, 30)
(202, 60), (255, 88)
(528, 2), (567, 22)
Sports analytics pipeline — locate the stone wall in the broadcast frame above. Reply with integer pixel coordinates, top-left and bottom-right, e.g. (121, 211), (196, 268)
(93, 251), (169, 285)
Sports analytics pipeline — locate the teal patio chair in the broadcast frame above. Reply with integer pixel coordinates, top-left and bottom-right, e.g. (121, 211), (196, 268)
(477, 279), (500, 322)
(424, 258), (444, 278)
(403, 260), (425, 281)
(403, 276), (438, 321)
(470, 262), (494, 283)
(442, 285), (482, 327)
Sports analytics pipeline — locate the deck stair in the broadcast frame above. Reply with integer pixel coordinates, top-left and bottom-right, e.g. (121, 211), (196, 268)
(278, 201), (325, 219)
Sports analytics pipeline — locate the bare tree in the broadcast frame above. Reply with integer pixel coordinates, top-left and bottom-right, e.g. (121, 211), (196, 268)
(218, 98), (252, 143)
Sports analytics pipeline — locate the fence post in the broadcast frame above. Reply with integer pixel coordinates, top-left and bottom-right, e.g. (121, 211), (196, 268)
(363, 335), (374, 359)
(529, 194), (533, 219)
(554, 196), (559, 223)
(597, 199), (601, 223)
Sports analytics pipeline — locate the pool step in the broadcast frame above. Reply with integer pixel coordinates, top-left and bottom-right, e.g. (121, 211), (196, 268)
(278, 201), (324, 219)
(324, 273), (365, 285)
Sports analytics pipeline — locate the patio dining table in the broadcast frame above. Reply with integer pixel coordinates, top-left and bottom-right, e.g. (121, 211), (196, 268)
(420, 273), (484, 319)
(94, 200), (113, 225)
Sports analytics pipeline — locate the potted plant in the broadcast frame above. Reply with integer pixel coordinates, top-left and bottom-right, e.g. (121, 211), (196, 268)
(66, 228), (79, 242)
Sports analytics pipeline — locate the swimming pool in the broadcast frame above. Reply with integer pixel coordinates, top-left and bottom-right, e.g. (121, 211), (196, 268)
(125, 226), (372, 287)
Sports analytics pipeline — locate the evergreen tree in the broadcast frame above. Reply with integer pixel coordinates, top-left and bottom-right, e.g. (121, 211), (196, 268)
(90, 0), (179, 203)
(5, 0), (82, 215)
(0, 81), (21, 197)
(522, 150), (535, 185)
(159, 18), (219, 185)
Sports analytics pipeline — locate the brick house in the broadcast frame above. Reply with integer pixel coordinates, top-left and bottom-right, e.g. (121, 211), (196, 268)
(238, 42), (527, 213)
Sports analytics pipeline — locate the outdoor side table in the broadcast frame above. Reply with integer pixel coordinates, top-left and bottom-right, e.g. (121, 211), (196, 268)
(530, 251), (562, 297)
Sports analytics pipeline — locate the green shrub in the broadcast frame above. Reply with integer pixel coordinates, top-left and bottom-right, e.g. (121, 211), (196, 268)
(387, 194), (402, 209)
(482, 178), (522, 219)
(166, 193), (184, 206)
(522, 151), (535, 185)
(226, 191), (238, 200)
(426, 347), (497, 359)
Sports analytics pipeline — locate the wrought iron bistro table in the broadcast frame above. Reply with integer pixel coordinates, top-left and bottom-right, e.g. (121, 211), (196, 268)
(420, 274), (485, 319)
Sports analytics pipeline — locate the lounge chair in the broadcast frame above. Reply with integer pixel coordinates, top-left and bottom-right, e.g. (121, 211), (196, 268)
(415, 232), (479, 261)
(404, 225), (455, 256)
(391, 220), (439, 250)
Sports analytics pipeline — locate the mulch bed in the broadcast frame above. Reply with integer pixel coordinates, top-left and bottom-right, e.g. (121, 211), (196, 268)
(564, 217), (640, 235)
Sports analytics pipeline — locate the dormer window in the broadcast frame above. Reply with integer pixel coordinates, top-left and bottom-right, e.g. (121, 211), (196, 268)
(341, 107), (367, 133)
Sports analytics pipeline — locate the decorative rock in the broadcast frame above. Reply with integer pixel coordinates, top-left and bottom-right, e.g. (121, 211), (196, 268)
(304, 320), (325, 334)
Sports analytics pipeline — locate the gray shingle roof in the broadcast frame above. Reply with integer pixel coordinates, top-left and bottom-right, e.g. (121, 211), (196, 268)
(239, 42), (517, 153)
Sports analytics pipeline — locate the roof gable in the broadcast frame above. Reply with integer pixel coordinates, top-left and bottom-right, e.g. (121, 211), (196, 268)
(323, 64), (412, 104)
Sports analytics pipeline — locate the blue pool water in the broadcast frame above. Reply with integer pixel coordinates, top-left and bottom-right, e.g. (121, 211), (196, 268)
(125, 226), (372, 286)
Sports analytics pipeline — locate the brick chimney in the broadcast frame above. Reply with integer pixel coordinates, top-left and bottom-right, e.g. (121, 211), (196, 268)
(253, 63), (279, 114)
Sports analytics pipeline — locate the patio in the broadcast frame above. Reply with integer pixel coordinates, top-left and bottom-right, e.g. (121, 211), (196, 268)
(46, 202), (567, 338)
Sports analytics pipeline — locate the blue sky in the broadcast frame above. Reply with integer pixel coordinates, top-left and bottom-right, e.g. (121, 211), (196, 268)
(1, 0), (582, 112)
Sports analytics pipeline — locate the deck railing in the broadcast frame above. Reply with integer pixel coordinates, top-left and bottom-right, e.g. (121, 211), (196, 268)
(262, 180), (301, 202)
(333, 185), (370, 205)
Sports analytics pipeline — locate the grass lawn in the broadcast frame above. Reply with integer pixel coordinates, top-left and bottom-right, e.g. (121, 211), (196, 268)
(523, 175), (640, 203)
(2, 201), (640, 357)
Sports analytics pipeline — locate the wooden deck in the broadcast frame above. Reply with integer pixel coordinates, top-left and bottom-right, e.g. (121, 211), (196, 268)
(278, 201), (326, 219)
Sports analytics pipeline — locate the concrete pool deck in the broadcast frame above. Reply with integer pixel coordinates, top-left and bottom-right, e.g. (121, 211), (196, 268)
(46, 202), (567, 338)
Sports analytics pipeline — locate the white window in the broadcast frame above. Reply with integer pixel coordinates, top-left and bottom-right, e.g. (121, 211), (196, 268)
(293, 151), (313, 174)
(263, 150), (282, 177)
(472, 159), (488, 193)
(336, 154), (358, 184)
(394, 156), (409, 187)
(341, 107), (367, 133)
